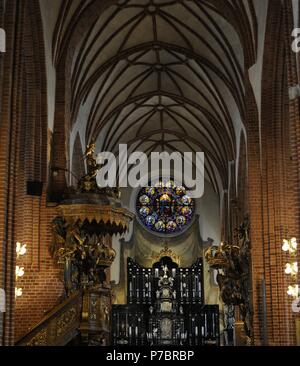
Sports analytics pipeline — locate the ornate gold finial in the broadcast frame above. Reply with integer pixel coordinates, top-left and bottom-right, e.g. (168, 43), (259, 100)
(204, 242), (230, 269)
(152, 242), (181, 266)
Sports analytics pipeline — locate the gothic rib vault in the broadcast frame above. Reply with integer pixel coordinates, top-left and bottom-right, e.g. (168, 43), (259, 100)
(49, 0), (258, 196)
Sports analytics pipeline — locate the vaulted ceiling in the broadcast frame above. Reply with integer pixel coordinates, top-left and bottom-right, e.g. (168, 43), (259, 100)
(49, 0), (260, 194)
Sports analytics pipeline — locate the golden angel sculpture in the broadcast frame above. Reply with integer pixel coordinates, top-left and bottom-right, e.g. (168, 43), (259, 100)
(78, 142), (101, 193)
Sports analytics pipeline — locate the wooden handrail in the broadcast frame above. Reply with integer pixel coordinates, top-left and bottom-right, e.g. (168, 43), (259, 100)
(16, 291), (83, 346)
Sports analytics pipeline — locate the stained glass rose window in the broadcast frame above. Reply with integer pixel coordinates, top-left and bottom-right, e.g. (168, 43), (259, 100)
(136, 180), (195, 235)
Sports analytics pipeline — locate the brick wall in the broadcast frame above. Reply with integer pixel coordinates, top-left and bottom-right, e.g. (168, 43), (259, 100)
(243, 1), (300, 346)
(14, 194), (64, 341)
(284, 0), (300, 345)
(0, 0), (64, 344)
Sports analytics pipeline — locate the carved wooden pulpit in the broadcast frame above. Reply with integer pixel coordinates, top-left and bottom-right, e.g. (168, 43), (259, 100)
(51, 143), (134, 346)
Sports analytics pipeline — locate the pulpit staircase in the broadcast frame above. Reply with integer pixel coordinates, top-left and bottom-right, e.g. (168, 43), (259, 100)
(15, 291), (82, 346)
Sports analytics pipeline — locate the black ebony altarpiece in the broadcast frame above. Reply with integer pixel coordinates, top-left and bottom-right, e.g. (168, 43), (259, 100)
(112, 256), (219, 346)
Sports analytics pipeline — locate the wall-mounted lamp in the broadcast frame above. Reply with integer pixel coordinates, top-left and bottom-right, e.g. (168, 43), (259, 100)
(285, 262), (298, 278)
(283, 237), (298, 300)
(282, 237), (297, 256)
(15, 288), (22, 298)
(16, 242), (27, 259)
(15, 242), (27, 299)
(287, 285), (299, 298)
(15, 266), (25, 280)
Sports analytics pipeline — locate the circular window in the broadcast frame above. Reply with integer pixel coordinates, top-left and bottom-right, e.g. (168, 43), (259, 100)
(136, 180), (195, 236)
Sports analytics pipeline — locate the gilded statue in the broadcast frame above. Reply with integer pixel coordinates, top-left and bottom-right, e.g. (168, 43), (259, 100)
(51, 213), (117, 292)
(99, 297), (110, 331)
(206, 217), (252, 343)
(76, 141), (121, 199)
(78, 142), (101, 193)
